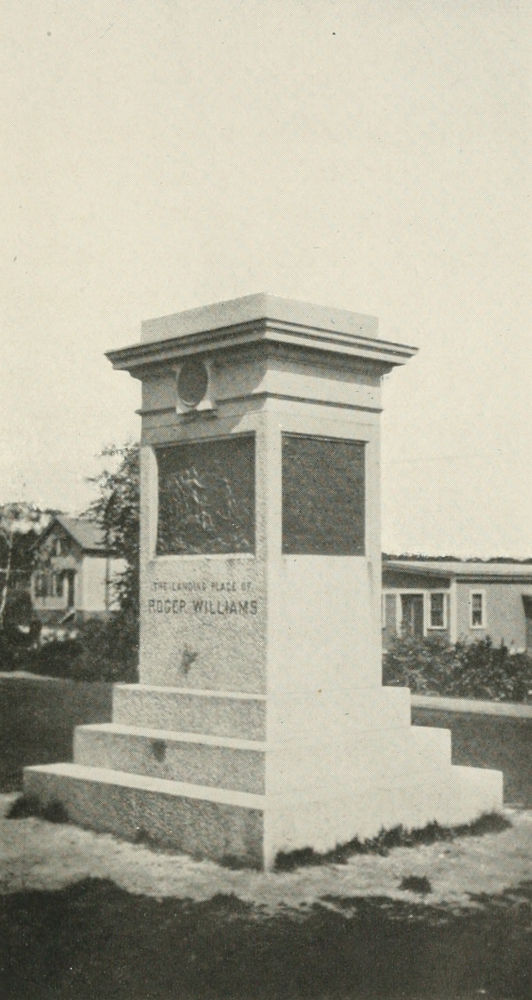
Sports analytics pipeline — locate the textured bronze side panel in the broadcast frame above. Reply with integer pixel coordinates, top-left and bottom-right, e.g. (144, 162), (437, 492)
(282, 435), (365, 555)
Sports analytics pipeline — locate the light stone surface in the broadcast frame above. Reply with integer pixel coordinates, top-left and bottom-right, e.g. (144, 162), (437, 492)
(139, 293), (380, 345)
(73, 721), (452, 798)
(265, 686), (411, 739)
(24, 763), (264, 866)
(444, 766), (504, 826)
(74, 724), (266, 793)
(24, 294), (503, 867)
(140, 554), (266, 691)
(112, 684), (267, 739)
(24, 756), (503, 870)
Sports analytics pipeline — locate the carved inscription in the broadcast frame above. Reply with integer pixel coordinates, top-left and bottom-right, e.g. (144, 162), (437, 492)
(147, 579), (258, 616)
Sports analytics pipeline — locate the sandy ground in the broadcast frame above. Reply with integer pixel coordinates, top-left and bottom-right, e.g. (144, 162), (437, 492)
(1, 793), (530, 913)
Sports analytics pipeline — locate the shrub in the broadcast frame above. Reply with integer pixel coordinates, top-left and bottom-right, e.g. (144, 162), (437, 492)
(74, 612), (138, 683)
(383, 634), (532, 703)
(382, 634), (457, 696)
(446, 637), (531, 703)
(31, 612), (138, 683)
(34, 638), (84, 679)
(0, 589), (42, 671)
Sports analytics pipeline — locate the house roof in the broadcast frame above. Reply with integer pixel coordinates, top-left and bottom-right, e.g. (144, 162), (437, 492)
(49, 515), (108, 553)
(384, 559), (532, 582)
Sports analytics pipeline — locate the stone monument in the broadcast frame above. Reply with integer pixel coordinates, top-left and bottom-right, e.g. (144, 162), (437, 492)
(25, 294), (503, 867)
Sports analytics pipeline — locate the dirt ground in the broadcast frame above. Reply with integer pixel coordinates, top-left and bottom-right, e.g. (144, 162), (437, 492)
(0, 794), (530, 999)
(0, 794), (530, 910)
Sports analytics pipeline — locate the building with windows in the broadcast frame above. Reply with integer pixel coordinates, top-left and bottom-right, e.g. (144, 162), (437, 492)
(31, 515), (125, 626)
(382, 559), (532, 654)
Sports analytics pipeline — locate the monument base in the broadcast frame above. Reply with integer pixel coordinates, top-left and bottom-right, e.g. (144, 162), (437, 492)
(23, 682), (503, 869)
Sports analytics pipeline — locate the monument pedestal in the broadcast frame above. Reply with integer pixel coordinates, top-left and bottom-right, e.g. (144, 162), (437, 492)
(25, 295), (503, 868)
(25, 682), (502, 867)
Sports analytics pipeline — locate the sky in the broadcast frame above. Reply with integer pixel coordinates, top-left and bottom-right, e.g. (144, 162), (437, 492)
(1, 0), (530, 557)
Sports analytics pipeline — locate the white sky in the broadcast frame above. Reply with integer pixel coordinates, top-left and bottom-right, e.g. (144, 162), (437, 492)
(1, 0), (530, 556)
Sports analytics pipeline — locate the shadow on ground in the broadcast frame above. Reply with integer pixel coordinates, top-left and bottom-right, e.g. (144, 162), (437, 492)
(1, 877), (530, 1000)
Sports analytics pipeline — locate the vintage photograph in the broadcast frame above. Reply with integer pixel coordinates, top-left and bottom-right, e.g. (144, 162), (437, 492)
(1, 2), (530, 998)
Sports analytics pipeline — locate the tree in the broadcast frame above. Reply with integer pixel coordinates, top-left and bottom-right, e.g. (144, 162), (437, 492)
(86, 443), (140, 618)
(78, 443), (141, 680)
(0, 502), (49, 627)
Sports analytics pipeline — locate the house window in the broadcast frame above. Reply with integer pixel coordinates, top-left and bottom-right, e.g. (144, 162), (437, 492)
(34, 573), (48, 598)
(470, 591), (485, 628)
(52, 573), (64, 598)
(429, 592), (446, 629)
(382, 593), (397, 631)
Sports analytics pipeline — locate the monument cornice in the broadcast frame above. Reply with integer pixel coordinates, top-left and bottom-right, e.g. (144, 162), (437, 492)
(107, 316), (417, 378)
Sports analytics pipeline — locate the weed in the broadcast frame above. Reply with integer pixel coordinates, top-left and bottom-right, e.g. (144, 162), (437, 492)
(274, 812), (511, 871)
(7, 794), (69, 823)
(400, 875), (432, 894)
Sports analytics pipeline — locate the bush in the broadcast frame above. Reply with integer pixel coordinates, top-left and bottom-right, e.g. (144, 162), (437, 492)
(0, 590), (42, 671)
(383, 634), (532, 703)
(33, 638), (84, 678)
(75, 612), (139, 683)
(447, 638), (531, 702)
(382, 634), (456, 696)
(30, 612), (138, 683)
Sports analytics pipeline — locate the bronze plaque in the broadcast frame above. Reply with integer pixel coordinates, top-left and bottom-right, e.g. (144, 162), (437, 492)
(282, 434), (365, 555)
(156, 436), (255, 555)
(177, 360), (208, 408)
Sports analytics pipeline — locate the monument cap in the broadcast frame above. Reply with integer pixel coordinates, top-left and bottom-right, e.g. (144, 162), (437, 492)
(107, 293), (417, 376)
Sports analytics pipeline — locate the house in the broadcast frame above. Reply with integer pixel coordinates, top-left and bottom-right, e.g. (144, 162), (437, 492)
(382, 559), (532, 654)
(31, 515), (125, 626)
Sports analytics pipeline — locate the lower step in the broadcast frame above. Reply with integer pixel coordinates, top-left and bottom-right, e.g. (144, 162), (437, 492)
(24, 763), (265, 866)
(447, 765), (503, 826)
(23, 758), (503, 869)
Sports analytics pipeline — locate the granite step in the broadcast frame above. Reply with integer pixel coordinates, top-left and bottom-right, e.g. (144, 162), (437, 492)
(112, 684), (414, 742)
(23, 762), (265, 866)
(75, 723), (266, 793)
(22, 758), (503, 870)
(113, 684), (266, 740)
(446, 764), (504, 826)
(74, 721), (453, 798)
(409, 725), (452, 772)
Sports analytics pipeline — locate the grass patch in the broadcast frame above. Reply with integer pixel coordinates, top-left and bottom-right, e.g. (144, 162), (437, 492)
(0, 876), (529, 999)
(274, 812), (511, 871)
(0, 675), (112, 793)
(220, 854), (259, 870)
(413, 707), (532, 806)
